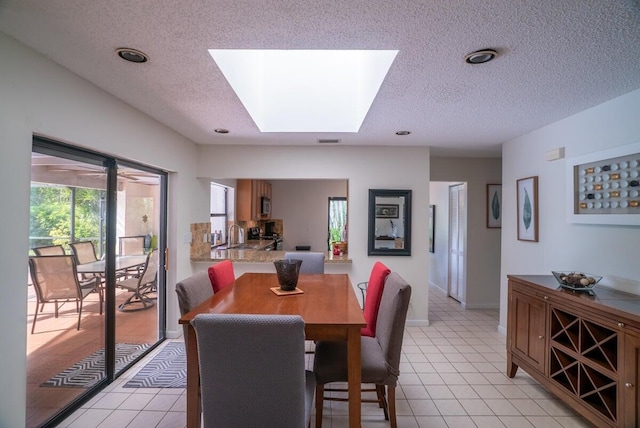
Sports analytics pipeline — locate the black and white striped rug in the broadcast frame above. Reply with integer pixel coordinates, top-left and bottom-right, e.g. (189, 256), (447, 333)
(123, 342), (186, 388)
(40, 343), (150, 388)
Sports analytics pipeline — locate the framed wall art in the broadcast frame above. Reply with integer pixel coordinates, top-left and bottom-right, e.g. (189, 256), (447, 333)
(486, 184), (502, 228)
(566, 141), (640, 226)
(375, 204), (399, 218)
(517, 176), (538, 242)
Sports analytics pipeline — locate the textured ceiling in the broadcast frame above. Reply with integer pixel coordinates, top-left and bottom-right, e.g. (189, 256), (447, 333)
(1, 0), (640, 156)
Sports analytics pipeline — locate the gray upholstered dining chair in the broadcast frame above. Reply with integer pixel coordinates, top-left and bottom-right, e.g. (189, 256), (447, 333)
(115, 250), (157, 311)
(191, 313), (315, 428)
(28, 255), (102, 334)
(175, 271), (214, 345)
(284, 251), (325, 274)
(313, 272), (412, 428)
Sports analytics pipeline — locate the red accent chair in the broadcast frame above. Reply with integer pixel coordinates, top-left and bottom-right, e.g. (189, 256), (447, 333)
(207, 260), (236, 293)
(360, 261), (391, 337)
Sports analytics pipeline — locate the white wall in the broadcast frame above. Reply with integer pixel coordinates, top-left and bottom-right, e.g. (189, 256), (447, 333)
(197, 145), (431, 326)
(499, 88), (640, 332)
(431, 158), (503, 309)
(428, 181), (457, 294)
(0, 33), (206, 426)
(270, 179), (347, 252)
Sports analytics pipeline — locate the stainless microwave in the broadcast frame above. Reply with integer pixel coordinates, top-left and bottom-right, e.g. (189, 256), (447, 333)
(261, 197), (271, 215)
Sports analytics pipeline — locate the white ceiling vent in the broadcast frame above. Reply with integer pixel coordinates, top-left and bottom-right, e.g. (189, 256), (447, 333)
(317, 139), (341, 144)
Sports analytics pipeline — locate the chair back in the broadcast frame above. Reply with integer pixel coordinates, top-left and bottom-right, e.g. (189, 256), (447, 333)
(119, 235), (146, 255)
(375, 272), (412, 384)
(176, 272), (214, 343)
(176, 272), (214, 316)
(33, 245), (65, 256)
(191, 314), (308, 428)
(137, 250), (158, 286)
(207, 260), (235, 293)
(29, 255), (81, 302)
(284, 251), (325, 274)
(361, 261), (391, 337)
(70, 241), (98, 264)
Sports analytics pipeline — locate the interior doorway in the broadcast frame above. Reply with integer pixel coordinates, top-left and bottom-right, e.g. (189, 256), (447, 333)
(448, 183), (467, 303)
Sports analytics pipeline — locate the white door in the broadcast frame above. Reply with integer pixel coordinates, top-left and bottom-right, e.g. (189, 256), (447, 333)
(448, 183), (466, 302)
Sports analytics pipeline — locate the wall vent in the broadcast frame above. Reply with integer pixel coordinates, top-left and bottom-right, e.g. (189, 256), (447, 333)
(317, 139), (341, 144)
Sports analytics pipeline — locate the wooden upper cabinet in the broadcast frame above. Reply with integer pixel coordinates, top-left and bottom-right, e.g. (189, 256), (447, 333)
(236, 179), (272, 221)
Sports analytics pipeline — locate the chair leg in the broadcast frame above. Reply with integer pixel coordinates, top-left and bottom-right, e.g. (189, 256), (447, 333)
(77, 300), (83, 330)
(315, 384), (324, 428)
(388, 386), (397, 428)
(376, 384), (389, 420)
(31, 305), (38, 334)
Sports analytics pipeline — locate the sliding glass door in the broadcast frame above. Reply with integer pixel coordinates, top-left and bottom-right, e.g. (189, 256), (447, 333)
(113, 162), (165, 376)
(28, 138), (167, 427)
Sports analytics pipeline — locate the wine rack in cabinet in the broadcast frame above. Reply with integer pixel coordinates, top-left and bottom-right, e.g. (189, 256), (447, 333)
(549, 307), (619, 424)
(507, 275), (640, 428)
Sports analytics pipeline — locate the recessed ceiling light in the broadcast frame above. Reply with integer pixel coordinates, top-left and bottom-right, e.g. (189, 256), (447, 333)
(395, 131), (411, 136)
(464, 49), (497, 64)
(214, 128), (229, 134)
(208, 49), (398, 133)
(116, 48), (148, 63)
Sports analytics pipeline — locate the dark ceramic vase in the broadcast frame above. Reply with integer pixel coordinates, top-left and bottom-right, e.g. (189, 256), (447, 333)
(274, 259), (302, 291)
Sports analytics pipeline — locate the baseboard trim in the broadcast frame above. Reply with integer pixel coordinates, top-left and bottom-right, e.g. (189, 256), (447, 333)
(406, 319), (430, 327)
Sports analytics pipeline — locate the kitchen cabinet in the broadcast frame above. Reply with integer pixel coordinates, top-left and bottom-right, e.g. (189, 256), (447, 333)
(237, 179), (272, 221)
(507, 275), (640, 427)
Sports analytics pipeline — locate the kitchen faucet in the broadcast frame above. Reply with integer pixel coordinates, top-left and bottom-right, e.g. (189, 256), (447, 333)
(228, 224), (241, 246)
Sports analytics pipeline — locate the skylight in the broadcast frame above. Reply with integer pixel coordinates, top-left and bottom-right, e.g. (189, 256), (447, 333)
(208, 49), (398, 133)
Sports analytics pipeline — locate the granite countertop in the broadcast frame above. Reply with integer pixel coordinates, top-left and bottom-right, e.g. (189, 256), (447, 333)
(192, 247), (352, 264)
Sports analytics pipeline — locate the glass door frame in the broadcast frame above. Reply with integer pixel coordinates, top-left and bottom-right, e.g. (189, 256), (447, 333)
(32, 136), (167, 427)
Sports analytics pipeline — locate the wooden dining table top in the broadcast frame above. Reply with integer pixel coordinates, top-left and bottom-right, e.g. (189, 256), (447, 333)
(179, 272), (365, 330)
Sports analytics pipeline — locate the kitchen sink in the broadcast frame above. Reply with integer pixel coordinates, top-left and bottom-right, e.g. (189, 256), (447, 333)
(213, 243), (261, 250)
(230, 244), (261, 250)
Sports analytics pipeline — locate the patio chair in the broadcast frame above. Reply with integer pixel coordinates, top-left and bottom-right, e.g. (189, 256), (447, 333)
(116, 250), (158, 311)
(33, 244), (65, 256)
(119, 235), (146, 255)
(284, 251), (325, 274)
(118, 235), (146, 278)
(28, 255), (103, 334)
(69, 241), (99, 265)
(191, 313), (315, 428)
(313, 272), (411, 428)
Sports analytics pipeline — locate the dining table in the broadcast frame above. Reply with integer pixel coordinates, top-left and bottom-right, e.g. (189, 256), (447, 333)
(76, 254), (148, 274)
(179, 272), (366, 428)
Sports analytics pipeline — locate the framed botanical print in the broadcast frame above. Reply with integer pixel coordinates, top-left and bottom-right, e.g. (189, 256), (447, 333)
(517, 176), (538, 241)
(486, 184), (502, 228)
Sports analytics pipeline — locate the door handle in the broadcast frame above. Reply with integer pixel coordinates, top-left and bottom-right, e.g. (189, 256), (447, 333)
(164, 247), (169, 271)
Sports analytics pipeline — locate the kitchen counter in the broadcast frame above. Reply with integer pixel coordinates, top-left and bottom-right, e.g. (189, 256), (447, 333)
(192, 249), (352, 264)
(210, 239), (277, 251)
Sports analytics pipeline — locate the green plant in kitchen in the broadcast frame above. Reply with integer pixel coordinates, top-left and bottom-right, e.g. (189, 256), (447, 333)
(329, 227), (342, 245)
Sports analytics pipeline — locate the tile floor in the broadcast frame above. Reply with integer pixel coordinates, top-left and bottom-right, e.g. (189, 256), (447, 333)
(58, 286), (592, 428)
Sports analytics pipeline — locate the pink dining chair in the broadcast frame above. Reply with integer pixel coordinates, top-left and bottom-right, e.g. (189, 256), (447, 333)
(359, 261), (391, 337)
(207, 260), (235, 293)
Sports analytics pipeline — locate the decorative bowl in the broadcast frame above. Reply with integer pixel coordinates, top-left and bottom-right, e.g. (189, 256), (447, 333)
(552, 271), (602, 291)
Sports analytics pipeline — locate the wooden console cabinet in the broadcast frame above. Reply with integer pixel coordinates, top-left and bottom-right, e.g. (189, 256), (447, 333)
(508, 275), (640, 427)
